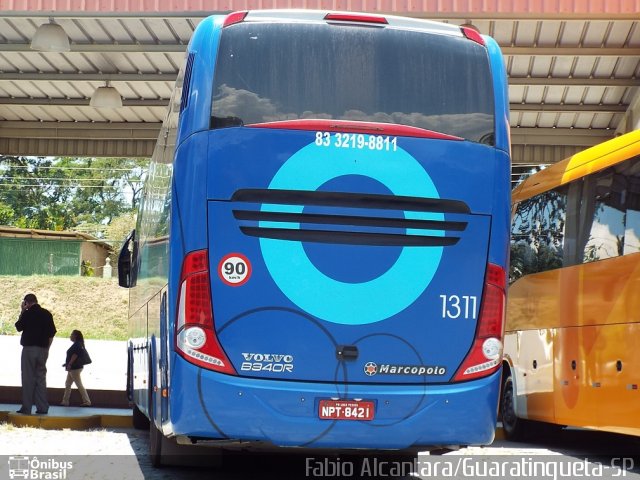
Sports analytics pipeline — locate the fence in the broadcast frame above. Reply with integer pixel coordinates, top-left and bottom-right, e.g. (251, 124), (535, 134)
(0, 237), (81, 275)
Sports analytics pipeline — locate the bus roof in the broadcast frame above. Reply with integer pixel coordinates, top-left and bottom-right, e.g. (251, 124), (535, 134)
(512, 129), (640, 204)
(241, 10), (465, 37)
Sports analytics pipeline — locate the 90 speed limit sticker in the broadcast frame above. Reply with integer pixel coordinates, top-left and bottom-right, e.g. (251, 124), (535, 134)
(218, 253), (252, 287)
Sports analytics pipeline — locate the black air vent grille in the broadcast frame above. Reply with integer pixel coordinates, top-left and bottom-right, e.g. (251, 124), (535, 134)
(179, 52), (195, 113)
(231, 189), (470, 214)
(231, 189), (470, 247)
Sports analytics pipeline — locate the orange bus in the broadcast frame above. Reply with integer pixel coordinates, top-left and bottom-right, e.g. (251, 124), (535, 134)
(501, 129), (640, 440)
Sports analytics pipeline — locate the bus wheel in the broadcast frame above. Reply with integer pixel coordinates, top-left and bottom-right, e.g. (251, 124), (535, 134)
(149, 418), (164, 467)
(500, 373), (526, 441)
(126, 346), (133, 402)
(132, 404), (149, 430)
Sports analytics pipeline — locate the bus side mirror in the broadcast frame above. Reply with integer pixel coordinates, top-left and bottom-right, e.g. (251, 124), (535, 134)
(118, 229), (136, 288)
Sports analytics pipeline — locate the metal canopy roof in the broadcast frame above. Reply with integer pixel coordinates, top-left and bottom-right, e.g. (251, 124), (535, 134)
(0, 4), (639, 187)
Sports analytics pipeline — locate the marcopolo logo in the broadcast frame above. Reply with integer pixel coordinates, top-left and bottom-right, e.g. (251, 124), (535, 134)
(8, 456), (73, 479)
(363, 363), (447, 376)
(364, 362), (378, 376)
(260, 136), (444, 326)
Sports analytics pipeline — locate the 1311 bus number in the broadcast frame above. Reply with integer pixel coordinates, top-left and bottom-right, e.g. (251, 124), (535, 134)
(440, 295), (478, 319)
(315, 132), (397, 152)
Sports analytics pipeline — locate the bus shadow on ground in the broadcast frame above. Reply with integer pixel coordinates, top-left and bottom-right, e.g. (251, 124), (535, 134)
(121, 427), (640, 480)
(124, 430), (418, 480)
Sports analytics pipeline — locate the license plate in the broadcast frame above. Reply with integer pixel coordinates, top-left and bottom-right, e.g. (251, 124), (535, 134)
(318, 399), (375, 421)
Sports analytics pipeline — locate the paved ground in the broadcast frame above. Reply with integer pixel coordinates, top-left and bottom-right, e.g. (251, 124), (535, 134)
(0, 425), (639, 480)
(0, 334), (126, 390)
(1, 403), (129, 418)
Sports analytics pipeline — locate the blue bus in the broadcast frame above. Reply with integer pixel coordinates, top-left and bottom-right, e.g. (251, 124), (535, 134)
(119, 10), (511, 465)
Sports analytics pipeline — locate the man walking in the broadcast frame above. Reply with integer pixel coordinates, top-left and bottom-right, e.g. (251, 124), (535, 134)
(15, 293), (57, 414)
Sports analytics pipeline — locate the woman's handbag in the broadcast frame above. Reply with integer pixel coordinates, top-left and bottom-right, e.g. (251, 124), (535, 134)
(78, 347), (92, 366)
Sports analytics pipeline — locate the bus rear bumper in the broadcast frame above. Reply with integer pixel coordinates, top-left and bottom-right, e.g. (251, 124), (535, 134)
(169, 359), (501, 450)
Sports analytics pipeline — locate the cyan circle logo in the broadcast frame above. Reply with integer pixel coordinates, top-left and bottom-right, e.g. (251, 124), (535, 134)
(259, 136), (443, 325)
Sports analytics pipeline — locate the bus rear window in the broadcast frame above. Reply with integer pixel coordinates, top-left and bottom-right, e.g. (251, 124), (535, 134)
(211, 22), (495, 144)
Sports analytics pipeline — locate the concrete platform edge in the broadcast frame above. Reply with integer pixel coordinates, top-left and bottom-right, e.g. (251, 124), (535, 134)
(1, 406), (133, 430)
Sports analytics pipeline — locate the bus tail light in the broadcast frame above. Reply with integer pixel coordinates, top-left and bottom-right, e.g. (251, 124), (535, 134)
(461, 26), (485, 46)
(175, 249), (236, 375)
(453, 263), (505, 381)
(324, 13), (388, 25)
(223, 11), (248, 28)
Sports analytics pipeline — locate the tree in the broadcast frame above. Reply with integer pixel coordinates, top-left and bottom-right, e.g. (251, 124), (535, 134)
(0, 155), (147, 233)
(0, 156), (73, 230)
(105, 211), (137, 243)
(104, 211), (138, 266)
(55, 157), (147, 227)
(0, 201), (15, 224)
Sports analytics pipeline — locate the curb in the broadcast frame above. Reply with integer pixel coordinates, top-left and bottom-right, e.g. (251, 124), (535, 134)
(3, 412), (133, 430)
(100, 414), (134, 428)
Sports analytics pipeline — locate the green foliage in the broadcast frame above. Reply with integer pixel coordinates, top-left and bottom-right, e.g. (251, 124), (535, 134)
(105, 211), (137, 245)
(0, 201), (15, 224)
(104, 211), (137, 267)
(81, 260), (95, 277)
(0, 156), (148, 234)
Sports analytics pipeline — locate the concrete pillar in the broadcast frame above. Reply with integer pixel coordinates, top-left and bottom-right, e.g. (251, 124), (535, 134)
(616, 91), (640, 136)
(103, 257), (113, 278)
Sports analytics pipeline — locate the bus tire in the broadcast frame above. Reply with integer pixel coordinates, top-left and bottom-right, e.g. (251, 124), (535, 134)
(149, 417), (164, 467)
(132, 404), (150, 430)
(148, 357), (166, 468)
(126, 344), (134, 402)
(500, 373), (527, 441)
